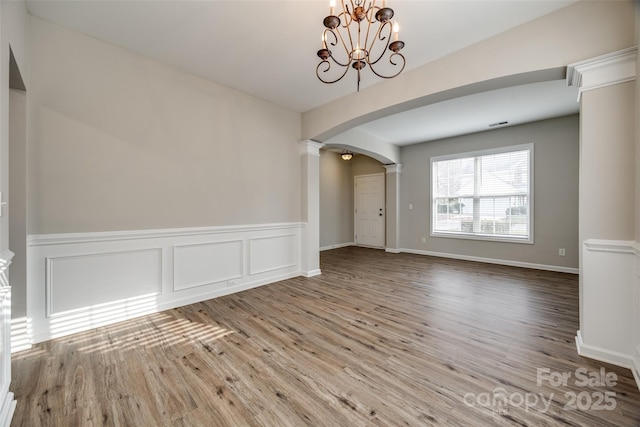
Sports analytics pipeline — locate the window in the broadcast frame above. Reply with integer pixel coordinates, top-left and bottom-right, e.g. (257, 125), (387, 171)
(431, 144), (533, 243)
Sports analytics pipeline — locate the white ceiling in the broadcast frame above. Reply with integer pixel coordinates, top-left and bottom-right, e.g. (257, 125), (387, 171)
(26, 0), (579, 146)
(352, 79), (579, 145)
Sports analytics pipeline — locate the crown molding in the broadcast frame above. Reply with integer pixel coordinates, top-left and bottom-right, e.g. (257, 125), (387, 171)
(384, 164), (402, 174)
(567, 46), (637, 101)
(299, 140), (325, 156)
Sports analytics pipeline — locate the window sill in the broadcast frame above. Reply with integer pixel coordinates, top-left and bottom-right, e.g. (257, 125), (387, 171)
(431, 232), (534, 245)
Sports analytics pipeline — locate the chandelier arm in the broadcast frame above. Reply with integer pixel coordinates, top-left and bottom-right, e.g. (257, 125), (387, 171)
(363, 2), (376, 51)
(323, 28), (351, 67)
(341, 0), (354, 27)
(339, 8), (357, 60)
(332, 26), (356, 67)
(316, 59), (351, 84)
(330, 53), (351, 68)
(366, 20), (391, 66)
(368, 52), (406, 79)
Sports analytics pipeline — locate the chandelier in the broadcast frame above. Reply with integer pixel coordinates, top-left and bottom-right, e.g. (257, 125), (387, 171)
(341, 151), (353, 160)
(316, 0), (406, 91)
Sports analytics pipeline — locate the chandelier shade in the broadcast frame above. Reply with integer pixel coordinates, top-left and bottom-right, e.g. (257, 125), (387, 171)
(316, 0), (406, 91)
(341, 151), (354, 160)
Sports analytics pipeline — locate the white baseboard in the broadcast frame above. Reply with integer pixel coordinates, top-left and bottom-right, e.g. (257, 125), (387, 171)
(27, 223), (303, 343)
(633, 345), (640, 391)
(385, 248), (401, 254)
(575, 330), (634, 369)
(301, 269), (322, 278)
(320, 242), (354, 251)
(0, 391), (15, 427)
(399, 248), (579, 274)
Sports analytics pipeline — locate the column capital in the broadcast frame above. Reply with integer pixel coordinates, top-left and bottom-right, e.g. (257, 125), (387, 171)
(567, 46), (637, 101)
(384, 164), (402, 174)
(298, 140), (325, 156)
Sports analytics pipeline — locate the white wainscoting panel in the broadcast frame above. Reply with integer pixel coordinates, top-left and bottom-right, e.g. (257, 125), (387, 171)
(249, 234), (297, 275)
(10, 316), (31, 353)
(46, 249), (162, 316)
(27, 223), (303, 344)
(633, 243), (640, 391)
(173, 240), (243, 291)
(577, 239), (635, 369)
(0, 250), (16, 427)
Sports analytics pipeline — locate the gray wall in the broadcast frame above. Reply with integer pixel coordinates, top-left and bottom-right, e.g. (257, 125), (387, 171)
(580, 83), (635, 243)
(400, 115), (579, 269)
(9, 89), (27, 318)
(636, 2), (640, 243)
(351, 155), (386, 177)
(319, 151), (352, 248)
(27, 16), (301, 234)
(319, 151), (385, 248)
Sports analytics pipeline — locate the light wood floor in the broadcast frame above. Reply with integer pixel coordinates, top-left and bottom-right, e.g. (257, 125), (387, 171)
(11, 247), (640, 426)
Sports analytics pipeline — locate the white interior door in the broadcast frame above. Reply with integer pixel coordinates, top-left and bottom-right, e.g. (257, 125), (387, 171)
(354, 173), (385, 248)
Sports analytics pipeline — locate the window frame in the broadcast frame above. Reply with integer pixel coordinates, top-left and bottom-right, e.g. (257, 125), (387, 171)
(430, 143), (534, 244)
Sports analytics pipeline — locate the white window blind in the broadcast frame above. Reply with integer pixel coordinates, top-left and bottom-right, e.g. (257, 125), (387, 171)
(431, 144), (533, 243)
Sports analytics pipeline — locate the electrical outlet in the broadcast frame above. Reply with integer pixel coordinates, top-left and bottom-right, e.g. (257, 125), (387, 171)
(558, 248), (566, 256)
(409, 203), (413, 210)
(421, 237), (426, 243)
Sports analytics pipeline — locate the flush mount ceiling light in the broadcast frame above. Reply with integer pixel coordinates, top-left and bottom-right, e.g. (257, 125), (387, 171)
(316, 0), (406, 92)
(341, 151), (354, 160)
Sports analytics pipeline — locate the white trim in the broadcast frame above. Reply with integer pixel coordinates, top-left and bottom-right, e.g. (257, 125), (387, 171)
(575, 330), (634, 369)
(385, 248), (401, 254)
(320, 242), (354, 251)
(30, 270), (301, 344)
(10, 317), (31, 353)
(0, 391), (15, 427)
(0, 253), (15, 427)
(301, 269), (321, 278)
(0, 250), (14, 279)
(298, 140), (325, 156)
(384, 164), (402, 174)
(580, 239), (637, 374)
(248, 234), (298, 275)
(567, 46), (637, 101)
(583, 239), (636, 254)
(430, 232), (534, 245)
(429, 142), (534, 163)
(634, 244), (640, 391)
(399, 248), (578, 274)
(172, 239), (244, 291)
(634, 343), (640, 392)
(27, 222), (303, 247)
(430, 143), (534, 245)
(27, 223), (304, 343)
(44, 248), (163, 318)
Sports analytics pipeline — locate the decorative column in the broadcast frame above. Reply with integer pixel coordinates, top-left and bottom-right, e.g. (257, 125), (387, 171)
(299, 140), (324, 277)
(384, 164), (401, 253)
(567, 47), (637, 370)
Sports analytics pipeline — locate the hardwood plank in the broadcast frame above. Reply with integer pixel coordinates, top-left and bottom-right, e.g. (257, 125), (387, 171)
(11, 247), (640, 426)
